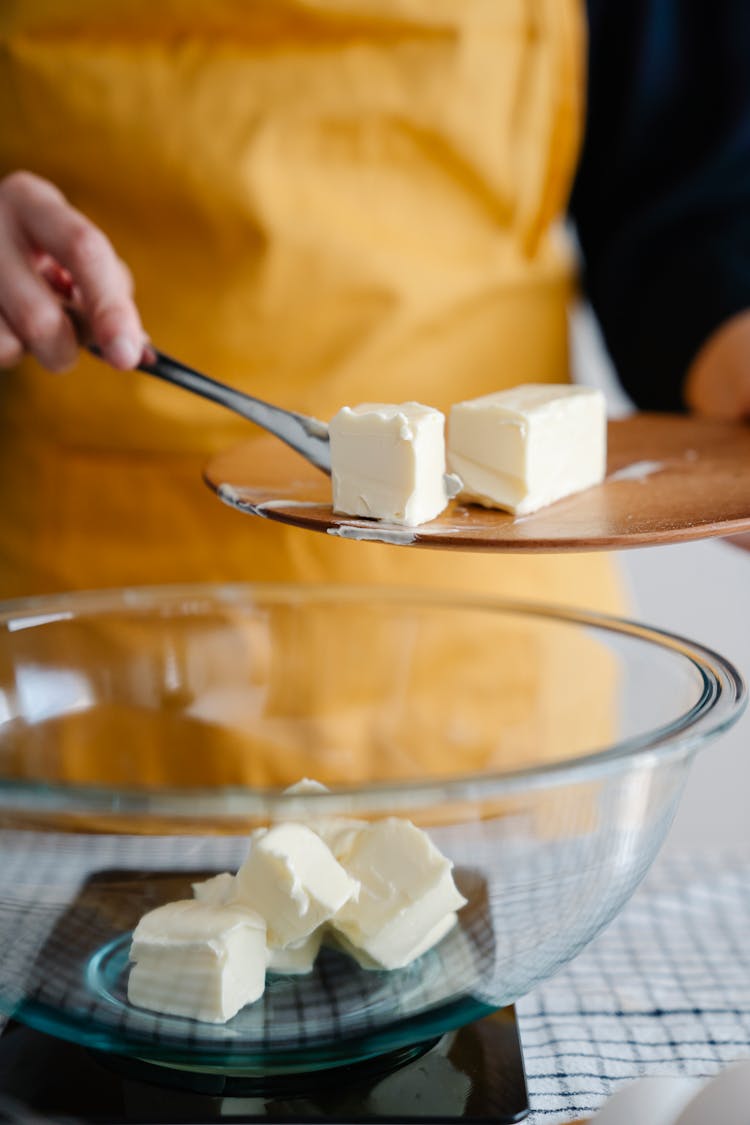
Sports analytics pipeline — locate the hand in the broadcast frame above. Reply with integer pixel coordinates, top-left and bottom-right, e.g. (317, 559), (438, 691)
(0, 170), (145, 372)
(684, 310), (750, 422)
(685, 311), (750, 550)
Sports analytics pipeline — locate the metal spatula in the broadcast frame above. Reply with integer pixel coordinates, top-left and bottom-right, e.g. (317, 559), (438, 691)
(68, 305), (332, 475)
(133, 345), (331, 474)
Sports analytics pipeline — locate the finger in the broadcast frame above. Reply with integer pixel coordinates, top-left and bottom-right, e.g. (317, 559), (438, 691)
(38, 257), (75, 301)
(726, 532), (750, 551)
(4, 173), (144, 369)
(685, 313), (750, 422)
(0, 310), (23, 370)
(0, 216), (79, 372)
(118, 257), (135, 297)
(689, 369), (750, 421)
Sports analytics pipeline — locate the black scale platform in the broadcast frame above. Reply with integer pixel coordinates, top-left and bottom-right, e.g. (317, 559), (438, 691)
(0, 1007), (528, 1123)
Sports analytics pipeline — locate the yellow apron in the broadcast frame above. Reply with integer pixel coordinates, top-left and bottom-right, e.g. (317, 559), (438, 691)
(0, 2), (622, 800)
(0, 0), (619, 610)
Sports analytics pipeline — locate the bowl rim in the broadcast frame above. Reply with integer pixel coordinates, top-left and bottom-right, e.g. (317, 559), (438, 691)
(0, 582), (745, 814)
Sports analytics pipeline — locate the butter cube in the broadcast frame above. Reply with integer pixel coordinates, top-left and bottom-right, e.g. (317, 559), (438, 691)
(128, 900), (266, 1023)
(328, 402), (449, 526)
(192, 864), (323, 974)
(233, 822), (359, 947)
(312, 818), (369, 865)
(266, 929), (323, 974)
(330, 819), (466, 970)
(192, 872), (235, 906)
(448, 384), (606, 515)
(329, 911), (459, 970)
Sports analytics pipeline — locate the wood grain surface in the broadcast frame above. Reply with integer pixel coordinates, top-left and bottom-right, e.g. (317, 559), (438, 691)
(204, 413), (750, 552)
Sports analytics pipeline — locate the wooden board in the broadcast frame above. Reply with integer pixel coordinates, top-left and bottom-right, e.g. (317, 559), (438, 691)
(204, 413), (750, 552)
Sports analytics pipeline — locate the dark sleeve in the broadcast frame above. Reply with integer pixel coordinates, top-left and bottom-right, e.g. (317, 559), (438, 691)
(570, 1), (750, 411)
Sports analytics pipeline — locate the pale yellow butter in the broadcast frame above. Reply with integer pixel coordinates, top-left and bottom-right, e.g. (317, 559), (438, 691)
(233, 822), (359, 947)
(128, 900), (266, 1023)
(448, 384), (607, 515)
(330, 818), (467, 970)
(329, 402), (449, 526)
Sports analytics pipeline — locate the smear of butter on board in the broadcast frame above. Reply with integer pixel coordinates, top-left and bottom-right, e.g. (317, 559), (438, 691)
(608, 460), (665, 483)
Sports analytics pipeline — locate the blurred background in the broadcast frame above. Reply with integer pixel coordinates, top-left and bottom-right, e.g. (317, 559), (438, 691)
(573, 301), (750, 853)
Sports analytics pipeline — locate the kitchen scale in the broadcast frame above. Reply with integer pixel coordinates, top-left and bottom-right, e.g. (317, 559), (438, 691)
(0, 1007), (528, 1123)
(0, 868), (529, 1122)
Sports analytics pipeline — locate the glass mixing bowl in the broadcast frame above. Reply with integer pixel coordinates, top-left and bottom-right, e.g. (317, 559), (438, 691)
(0, 584), (744, 1075)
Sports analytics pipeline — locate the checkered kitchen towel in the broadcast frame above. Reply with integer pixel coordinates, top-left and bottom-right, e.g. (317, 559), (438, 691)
(518, 850), (750, 1123)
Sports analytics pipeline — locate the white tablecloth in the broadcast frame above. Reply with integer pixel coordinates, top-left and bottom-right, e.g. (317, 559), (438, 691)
(518, 850), (750, 1123)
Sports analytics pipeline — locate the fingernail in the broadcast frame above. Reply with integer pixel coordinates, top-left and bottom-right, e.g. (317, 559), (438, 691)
(54, 357), (78, 375)
(108, 334), (141, 369)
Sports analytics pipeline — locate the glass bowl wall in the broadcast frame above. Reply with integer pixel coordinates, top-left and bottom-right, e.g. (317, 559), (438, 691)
(0, 585), (744, 1073)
